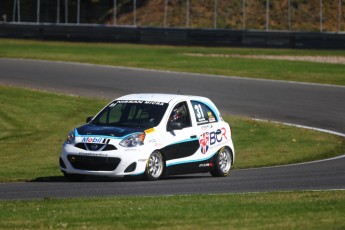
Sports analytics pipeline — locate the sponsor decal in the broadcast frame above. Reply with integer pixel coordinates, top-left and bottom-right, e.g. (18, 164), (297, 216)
(199, 127), (228, 154)
(198, 163), (213, 168)
(81, 137), (104, 143)
(144, 101), (165, 106)
(145, 128), (155, 134)
(201, 124), (213, 130)
(117, 100), (165, 106)
(207, 111), (216, 122)
(199, 132), (210, 154)
(109, 102), (117, 108)
(78, 152), (108, 157)
(124, 149), (137, 152)
(118, 100), (144, 104)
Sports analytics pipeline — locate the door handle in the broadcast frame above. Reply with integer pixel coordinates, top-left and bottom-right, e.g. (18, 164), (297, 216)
(190, 135), (197, 139)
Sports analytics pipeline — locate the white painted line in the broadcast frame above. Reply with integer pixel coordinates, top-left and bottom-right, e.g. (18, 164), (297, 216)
(253, 118), (345, 138)
(232, 118), (345, 171)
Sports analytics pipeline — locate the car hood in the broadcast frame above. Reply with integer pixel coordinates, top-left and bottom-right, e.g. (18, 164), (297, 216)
(76, 124), (145, 138)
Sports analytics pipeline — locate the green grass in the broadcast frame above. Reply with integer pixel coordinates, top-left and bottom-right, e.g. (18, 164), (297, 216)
(230, 116), (345, 169)
(1, 39), (345, 230)
(0, 86), (105, 182)
(0, 85), (344, 182)
(1, 190), (345, 229)
(1, 39), (345, 85)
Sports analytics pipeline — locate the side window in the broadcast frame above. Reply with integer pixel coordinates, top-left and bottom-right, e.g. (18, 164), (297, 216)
(168, 102), (192, 128)
(191, 101), (217, 125)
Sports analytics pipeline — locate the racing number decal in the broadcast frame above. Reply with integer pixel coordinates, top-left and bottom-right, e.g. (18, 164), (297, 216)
(194, 103), (208, 123)
(194, 104), (205, 120)
(192, 101), (217, 124)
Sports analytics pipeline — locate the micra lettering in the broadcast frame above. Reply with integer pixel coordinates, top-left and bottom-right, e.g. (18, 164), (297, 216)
(144, 101), (164, 106)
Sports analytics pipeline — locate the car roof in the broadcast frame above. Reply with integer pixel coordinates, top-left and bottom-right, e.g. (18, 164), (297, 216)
(115, 93), (210, 104)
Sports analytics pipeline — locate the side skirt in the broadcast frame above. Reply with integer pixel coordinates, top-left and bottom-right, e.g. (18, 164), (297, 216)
(165, 159), (214, 176)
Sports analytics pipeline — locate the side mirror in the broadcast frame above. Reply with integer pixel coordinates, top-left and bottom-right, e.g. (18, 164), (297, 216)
(86, 116), (93, 123)
(168, 121), (183, 131)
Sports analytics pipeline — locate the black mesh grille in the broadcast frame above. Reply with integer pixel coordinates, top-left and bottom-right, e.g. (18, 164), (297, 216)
(74, 143), (117, 151)
(102, 145), (117, 151)
(75, 143), (87, 150)
(67, 155), (121, 171)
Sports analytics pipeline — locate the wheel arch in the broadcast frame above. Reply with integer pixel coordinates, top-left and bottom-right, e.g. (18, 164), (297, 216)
(156, 148), (167, 166)
(144, 149), (166, 180)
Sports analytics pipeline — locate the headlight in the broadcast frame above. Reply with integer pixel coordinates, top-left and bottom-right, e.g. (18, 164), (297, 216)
(65, 130), (75, 144)
(120, 133), (145, 148)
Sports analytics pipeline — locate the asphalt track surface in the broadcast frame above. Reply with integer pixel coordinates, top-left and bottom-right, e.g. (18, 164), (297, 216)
(0, 58), (344, 200)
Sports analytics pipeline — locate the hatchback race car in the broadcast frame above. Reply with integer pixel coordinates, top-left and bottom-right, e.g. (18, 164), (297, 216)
(60, 94), (235, 181)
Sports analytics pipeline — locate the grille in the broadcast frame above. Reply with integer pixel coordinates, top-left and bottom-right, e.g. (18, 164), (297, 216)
(75, 143), (117, 151)
(102, 145), (117, 151)
(67, 155), (121, 171)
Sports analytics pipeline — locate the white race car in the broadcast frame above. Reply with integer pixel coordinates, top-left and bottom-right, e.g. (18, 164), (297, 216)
(60, 94), (235, 181)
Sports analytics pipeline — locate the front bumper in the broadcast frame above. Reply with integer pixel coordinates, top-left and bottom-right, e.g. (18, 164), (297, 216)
(59, 143), (149, 177)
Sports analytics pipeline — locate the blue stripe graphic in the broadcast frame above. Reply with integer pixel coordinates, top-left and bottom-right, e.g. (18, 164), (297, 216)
(166, 151), (217, 167)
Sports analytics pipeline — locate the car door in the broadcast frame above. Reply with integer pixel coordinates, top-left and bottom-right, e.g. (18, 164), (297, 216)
(162, 101), (201, 174)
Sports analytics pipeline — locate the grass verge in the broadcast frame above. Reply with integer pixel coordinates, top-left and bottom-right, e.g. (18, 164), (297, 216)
(1, 39), (345, 230)
(1, 190), (345, 229)
(0, 85), (344, 182)
(1, 39), (345, 85)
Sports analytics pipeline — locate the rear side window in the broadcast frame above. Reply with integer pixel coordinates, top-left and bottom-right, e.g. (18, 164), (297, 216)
(191, 101), (217, 125)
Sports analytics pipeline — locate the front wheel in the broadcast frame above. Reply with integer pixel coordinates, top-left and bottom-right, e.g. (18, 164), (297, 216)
(210, 147), (232, 177)
(145, 151), (165, 181)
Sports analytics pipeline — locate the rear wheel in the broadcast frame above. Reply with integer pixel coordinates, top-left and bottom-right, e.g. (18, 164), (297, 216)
(145, 151), (164, 181)
(210, 147), (232, 177)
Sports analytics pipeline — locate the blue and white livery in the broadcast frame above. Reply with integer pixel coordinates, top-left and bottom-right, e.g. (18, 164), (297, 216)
(60, 94), (235, 181)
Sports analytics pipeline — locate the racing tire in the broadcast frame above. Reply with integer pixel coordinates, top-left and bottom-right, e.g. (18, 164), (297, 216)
(145, 151), (165, 181)
(63, 172), (85, 182)
(210, 147), (232, 177)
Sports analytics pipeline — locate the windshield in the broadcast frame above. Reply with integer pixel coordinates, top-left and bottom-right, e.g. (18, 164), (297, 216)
(91, 100), (169, 128)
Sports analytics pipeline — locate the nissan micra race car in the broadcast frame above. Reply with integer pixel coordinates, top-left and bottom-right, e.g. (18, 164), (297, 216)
(60, 94), (235, 181)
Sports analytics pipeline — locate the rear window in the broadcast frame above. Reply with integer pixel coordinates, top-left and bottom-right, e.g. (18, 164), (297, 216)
(191, 101), (217, 125)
